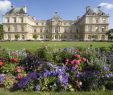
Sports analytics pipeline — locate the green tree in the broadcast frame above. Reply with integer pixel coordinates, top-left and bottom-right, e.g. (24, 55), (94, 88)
(15, 34), (20, 40)
(0, 24), (4, 40)
(33, 34), (38, 40)
(107, 29), (113, 41)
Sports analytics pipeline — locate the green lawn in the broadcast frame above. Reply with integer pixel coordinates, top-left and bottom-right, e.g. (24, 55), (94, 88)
(0, 41), (113, 51)
(0, 89), (113, 95)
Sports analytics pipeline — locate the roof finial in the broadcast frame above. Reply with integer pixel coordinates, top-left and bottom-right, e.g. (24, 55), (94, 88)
(54, 11), (58, 15)
(11, 5), (14, 9)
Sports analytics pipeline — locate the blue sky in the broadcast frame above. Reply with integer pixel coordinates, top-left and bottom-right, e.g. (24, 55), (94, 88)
(0, 0), (113, 28)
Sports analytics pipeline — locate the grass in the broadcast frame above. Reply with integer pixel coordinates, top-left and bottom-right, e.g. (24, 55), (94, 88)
(0, 89), (113, 95)
(0, 41), (113, 51)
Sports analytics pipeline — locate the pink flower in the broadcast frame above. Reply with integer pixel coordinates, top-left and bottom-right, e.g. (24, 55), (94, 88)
(75, 60), (80, 65)
(70, 60), (75, 65)
(82, 58), (87, 62)
(74, 54), (80, 59)
(65, 58), (69, 65)
(18, 74), (23, 79)
(17, 68), (22, 73)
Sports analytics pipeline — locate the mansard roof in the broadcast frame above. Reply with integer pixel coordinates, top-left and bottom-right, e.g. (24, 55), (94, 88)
(85, 6), (108, 16)
(6, 6), (27, 15)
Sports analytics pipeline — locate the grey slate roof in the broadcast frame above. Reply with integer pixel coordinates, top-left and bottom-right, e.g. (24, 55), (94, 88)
(6, 7), (26, 14)
(85, 6), (108, 16)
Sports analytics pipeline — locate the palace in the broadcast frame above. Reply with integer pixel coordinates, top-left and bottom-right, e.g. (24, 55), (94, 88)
(2, 6), (109, 41)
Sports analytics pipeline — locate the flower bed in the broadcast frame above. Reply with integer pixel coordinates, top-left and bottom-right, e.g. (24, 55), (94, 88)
(0, 45), (113, 91)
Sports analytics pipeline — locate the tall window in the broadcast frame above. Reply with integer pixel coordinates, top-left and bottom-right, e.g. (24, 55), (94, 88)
(95, 26), (99, 32)
(8, 26), (10, 32)
(21, 26), (24, 31)
(102, 27), (105, 32)
(102, 18), (106, 23)
(40, 28), (42, 32)
(21, 17), (23, 23)
(13, 17), (16, 23)
(96, 18), (99, 23)
(34, 29), (36, 33)
(88, 25), (92, 32)
(6, 17), (9, 23)
(14, 25), (17, 32)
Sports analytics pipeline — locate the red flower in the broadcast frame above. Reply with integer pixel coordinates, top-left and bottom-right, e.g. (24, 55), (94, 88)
(82, 58), (87, 62)
(18, 74), (23, 79)
(74, 54), (80, 59)
(11, 58), (17, 62)
(75, 60), (80, 65)
(0, 62), (3, 66)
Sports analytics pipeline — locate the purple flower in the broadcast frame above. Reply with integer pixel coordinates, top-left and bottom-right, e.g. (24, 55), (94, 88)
(103, 66), (109, 71)
(76, 72), (80, 78)
(0, 74), (5, 82)
(55, 66), (65, 75)
(35, 84), (40, 91)
(47, 62), (54, 67)
(43, 69), (51, 77)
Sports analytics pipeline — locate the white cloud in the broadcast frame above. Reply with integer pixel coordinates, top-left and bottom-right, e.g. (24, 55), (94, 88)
(99, 3), (113, 9)
(0, 0), (12, 14)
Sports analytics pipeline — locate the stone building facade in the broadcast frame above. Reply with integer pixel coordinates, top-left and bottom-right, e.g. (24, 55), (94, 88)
(2, 6), (109, 41)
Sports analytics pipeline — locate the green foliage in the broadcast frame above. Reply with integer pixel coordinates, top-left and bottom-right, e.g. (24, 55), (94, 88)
(33, 34), (38, 40)
(0, 24), (4, 40)
(3, 74), (16, 89)
(15, 34), (20, 40)
(36, 46), (53, 61)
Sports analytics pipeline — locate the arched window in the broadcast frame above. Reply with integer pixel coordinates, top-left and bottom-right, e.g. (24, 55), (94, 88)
(101, 35), (105, 40)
